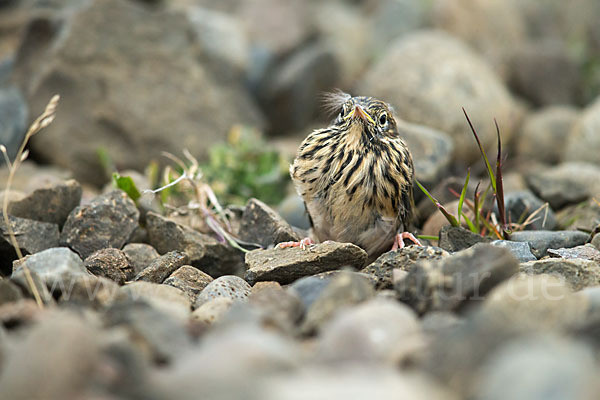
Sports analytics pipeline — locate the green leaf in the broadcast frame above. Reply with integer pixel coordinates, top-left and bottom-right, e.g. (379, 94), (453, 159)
(416, 180), (460, 227)
(462, 212), (477, 233)
(417, 235), (439, 241)
(457, 168), (470, 225)
(112, 173), (141, 202)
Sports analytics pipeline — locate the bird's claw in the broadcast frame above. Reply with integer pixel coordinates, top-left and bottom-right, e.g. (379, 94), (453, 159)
(277, 237), (315, 250)
(391, 232), (422, 250)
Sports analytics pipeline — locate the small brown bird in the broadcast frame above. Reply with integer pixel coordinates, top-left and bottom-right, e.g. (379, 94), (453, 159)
(281, 91), (420, 261)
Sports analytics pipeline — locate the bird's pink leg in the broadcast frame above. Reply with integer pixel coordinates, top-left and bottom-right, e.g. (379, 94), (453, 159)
(277, 237), (315, 250)
(391, 232), (422, 250)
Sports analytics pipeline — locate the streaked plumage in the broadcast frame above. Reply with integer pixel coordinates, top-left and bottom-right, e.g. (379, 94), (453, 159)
(290, 92), (417, 261)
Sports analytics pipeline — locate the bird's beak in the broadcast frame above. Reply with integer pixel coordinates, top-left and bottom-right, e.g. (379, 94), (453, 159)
(346, 104), (375, 125)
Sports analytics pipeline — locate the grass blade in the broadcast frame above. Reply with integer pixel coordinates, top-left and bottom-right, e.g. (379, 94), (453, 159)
(457, 168), (470, 225)
(415, 180), (460, 227)
(494, 119), (508, 238)
(462, 108), (496, 191)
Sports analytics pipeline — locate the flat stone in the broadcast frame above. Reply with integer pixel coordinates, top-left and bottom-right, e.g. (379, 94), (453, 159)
(490, 240), (536, 262)
(438, 226), (491, 253)
(238, 198), (299, 248)
(396, 243), (519, 314)
(84, 248), (134, 285)
(146, 212), (245, 277)
(245, 241), (368, 285)
(134, 251), (189, 284)
(0, 215), (59, 275)
(509, 230), (589, 258)
(195, 275), (251, 308)
(520, 259), (600, 291)
(547, 244), (600, 263)
(361, 246), (449, 289)
(119, 281), (191, 320)
(122, 243), (160, 275)
(7, 179), (82, 228)
(164, 265), (213, 305)
(60, 190), (139, 259)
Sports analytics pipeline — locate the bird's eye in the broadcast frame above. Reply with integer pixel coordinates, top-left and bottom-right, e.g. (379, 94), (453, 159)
(379, 113), (388, 126)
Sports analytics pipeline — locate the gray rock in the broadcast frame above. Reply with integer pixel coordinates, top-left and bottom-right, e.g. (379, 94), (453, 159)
(0, 279), (22, 305)
(361, 246), (449, 290)
(9, 269), (53, 305)
(421, 311), (463, 336)
(59, 274), (119, 308)
(257, 41), (339, 134)
(556, 198), (600, 231)
(245, 241), (368, 285)
(119, 282), (191, 320)
(239, 198), (299, 248)
(104, 300), (191, 364)
(287, 274), (335, 310)
(7, 179), (81, 228)
(196, 275), (251, 308)
(146, 212), (245, 277)
(359, 30), (519, 165)
(438, 225), (491, 252)
(526, 162), (600, 209)
(164, 265), (213, 305)
(134, 250), (189, 284)
(0, 311), (100, 400)
(14, 0), (263, 186)
(370, 0), (426, 52)
(84, 247), (134, 285)
(565, 96), (600, 165)
(301, 271), (375, 334)
(509, 230), (589, 258)
(248, 286), (304, 334)
(0, 215), (59, 274)
(516, 106), (578, 164)
(502, 190), (557, 230)
(490, 240), (536, 262)
(316, 298), (421, 364)
(0, 86), (27, 161)
(520, 259), (600, 291)
(12, 247), (88, 293)
(398, 120), (454, 187)
(396, 243), (519, 314)
(277, 194), (311, 231)
(122, 243), (160, 275)
(60, 190), (139, 259)
(547, 244), (600, 263)
(475, 335), (598, 400)
(191, 297), (234, 325)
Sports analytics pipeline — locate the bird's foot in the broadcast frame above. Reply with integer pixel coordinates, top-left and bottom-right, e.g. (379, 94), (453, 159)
(391, 232), (422, 250)
(277, 237), (315, 250)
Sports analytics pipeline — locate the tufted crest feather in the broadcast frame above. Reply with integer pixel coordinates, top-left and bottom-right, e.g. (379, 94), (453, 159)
(320, 89), (352, 117)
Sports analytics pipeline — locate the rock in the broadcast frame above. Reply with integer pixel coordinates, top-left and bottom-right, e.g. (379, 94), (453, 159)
(104, 300), (191, 364)
(557, 198), (600, 231)
(490, 240), (536, 262)
(438, 225), (491, 252)
(516, 106), (578, 164)
(520, 259), (600, 291)
(396, 243), (519, 314)
(60, 274), (119, 308)
(398, 120), (454, 187)
(257, 41), (339, 134)
(122, 243), (160, 275)
(195, 275), (251, 308)
(60, 190), (139, 259)
(245, 241), (368, 285)
(277, 194), (311, 231)
(287, 274), (335, 310)
(548, 244), (600, 263)
(509, 230), (589, 258)
(7, 179), (82, 228)
(0, 299), (42, 329)
(0, 311), (100, 400)
(134, 251), (189, 284)
(502, 190), (557, 230)
(301, 271), (375, 334)
(316, 298), (422, 364)
(247, 286), (304, 334)
(526, 162), (600, 209)
(0, 161), (73, 194)
(239, 198), (299, 248)
(12, 247), (88, 293)
(191, 297), (234, 325)
(13, 0), (263, 186)
(475, 335), (598, 400)
(84, 248), (134, 285)
(421, 311), (464, 336)
(119, 282), (191, 320)
(9, 269), (53, 305)
(0, 86), (27, 161)
(0, 215), (59, 274)
(509, 41), (580, 106)
(361, 246), (449, 290)
(359, 30), (519, 165)
(370, 0), (427, 53)
(0, 279), (22, 305)
(164, 265), (213, 305)
(146, 212), (245, 277)
(565, 96), (600, 164)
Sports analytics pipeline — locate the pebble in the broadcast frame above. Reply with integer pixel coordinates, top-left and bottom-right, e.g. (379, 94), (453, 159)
(195, 275), (251, 308)
(509, 230), (589, 258)
(134, 250), (189, 284)
(164, 265), (214, 305)
(490, 240), (536, 262)
(84, 247), (134, 285)
(238, 198), (299, 248)
(438, 226), (491, 252)
(0, 279), (23, 305)
(191, 297), (234, 325)
(119, 281), (191, 320)
(122, 243), (160, 276)
(520, 258), (600, 291)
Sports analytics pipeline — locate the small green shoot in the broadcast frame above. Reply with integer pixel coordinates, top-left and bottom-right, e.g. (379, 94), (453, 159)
(415, 179), (459, 227)
(457, 168), (470, 225)
(113, 173), (141, 203)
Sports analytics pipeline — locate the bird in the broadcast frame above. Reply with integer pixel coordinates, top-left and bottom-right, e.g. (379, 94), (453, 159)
(280, 91), (420, 262)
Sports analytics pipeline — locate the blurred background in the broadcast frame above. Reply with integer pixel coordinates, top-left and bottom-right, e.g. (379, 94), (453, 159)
(1, 0), (600, 210)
